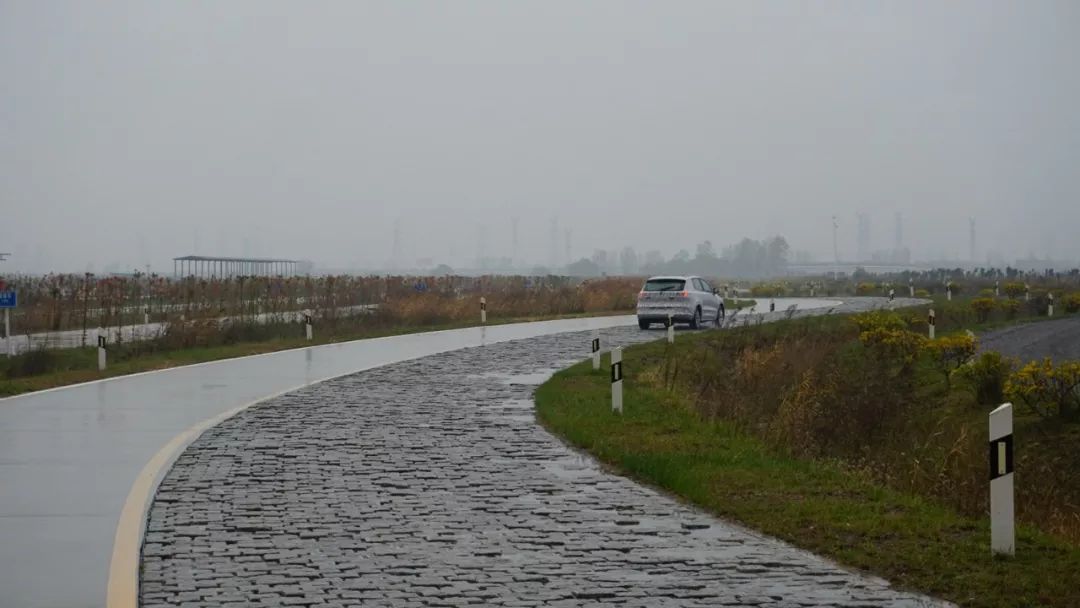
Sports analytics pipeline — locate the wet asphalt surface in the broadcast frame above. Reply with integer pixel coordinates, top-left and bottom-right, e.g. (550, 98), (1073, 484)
(141, 298), (944, 608)
(979, 316), (1080, 363)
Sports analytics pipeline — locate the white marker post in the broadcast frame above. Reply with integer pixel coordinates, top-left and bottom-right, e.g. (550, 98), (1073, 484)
(480, 297), (487, 324)
(989, 403), (1015, 556)
(810, 284), (815, 297)
(3, 308), (10, 358)
(666, 314), (674, 344)
(995, 281), (1000, 298)
(909, 279), (914, 298)
(611, 346), (623, 414)
(947, 285), (952, 301)
(1025, 284), (1030, 302)
(1048, 293), (1054, 317)
(304, 314), (313, 341)
(591, 330), (600, 371)
(97, 331), (107, 371)
(144, 308), (150, 325)
(928, 308), (936, 339)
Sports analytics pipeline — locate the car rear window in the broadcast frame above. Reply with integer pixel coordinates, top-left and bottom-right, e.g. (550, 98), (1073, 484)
(642, 279), (685, 292)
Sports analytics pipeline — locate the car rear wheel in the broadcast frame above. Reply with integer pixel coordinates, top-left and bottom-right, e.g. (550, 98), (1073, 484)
(638, 319), (650, 330)
(689, 307), (701, 329)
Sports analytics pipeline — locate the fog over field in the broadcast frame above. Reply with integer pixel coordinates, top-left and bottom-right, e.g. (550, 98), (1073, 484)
(2, 1), (1078, 274)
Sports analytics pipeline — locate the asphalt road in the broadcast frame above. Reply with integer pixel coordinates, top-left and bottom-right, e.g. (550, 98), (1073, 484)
(979, 316), (1080, 363)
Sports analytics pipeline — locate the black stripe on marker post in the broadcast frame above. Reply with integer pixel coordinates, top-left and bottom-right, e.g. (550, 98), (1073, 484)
(611, 361), (623, 383)
(989, 433), (1014, 480)
(98, 336), (106, 348)
(591, 338), (600, 353)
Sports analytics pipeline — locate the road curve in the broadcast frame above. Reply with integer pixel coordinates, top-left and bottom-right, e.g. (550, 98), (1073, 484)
(0, 298), (912, 608)
(1, 315), (641, 608)
(140, 298), (943, 608)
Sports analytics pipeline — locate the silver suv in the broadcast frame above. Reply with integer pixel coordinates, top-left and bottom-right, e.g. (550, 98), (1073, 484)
(636, 275), (724, 329)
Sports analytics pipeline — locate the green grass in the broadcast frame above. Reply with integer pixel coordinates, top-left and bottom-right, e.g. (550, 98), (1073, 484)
(0, 310), (631, 397)
(536, 346), (1080, 608)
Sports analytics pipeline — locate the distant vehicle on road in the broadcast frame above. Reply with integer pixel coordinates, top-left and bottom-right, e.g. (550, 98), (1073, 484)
(636, 275), (723, 330)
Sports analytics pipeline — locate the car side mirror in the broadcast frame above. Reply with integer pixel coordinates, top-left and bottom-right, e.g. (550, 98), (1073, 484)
(712, 288), (719, 296)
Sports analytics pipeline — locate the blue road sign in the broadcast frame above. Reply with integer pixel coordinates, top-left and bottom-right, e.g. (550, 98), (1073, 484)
(0, 291), (16, 308)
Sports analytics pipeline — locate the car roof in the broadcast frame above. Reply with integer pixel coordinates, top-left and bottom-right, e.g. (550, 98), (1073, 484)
(644, 275), (696, 281)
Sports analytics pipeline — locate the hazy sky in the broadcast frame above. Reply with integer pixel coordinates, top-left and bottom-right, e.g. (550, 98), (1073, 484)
(2, 1), (1078, 273)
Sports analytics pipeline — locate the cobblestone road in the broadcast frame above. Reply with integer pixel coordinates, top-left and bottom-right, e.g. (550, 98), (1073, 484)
(142, 299), (944, 607)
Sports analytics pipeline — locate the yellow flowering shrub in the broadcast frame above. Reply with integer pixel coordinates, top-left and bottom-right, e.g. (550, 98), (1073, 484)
(1005, 358), (1080, 421)
(923, 334), (978, 387)
(970, 297), (996, 323)
(1003, 281), (1026, 299)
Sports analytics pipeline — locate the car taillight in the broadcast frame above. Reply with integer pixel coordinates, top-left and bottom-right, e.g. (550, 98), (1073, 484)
(680, 290), (688, 297)
(638, 291), (645, 299)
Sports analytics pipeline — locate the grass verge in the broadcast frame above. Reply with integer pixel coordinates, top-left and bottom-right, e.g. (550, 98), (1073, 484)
(535, 344), (1080, 608)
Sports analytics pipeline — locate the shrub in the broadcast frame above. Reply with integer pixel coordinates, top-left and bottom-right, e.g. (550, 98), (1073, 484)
(978, 288), (995, 298)
(1000, 299), (1021, 320)
(1003, 281), (1026, 299)
(952, 351), (1013, 405)
(1005, 358), (1080, 421)
(969, 297), (996, 323)
(5, 347), (59, 378)
(915, 288), (930, 298)
(855, 282), (877, 295)
(750, 283), (785, 297)
(1064, 293), (1080, 314)
(852, 310), (908, 333)
(924, 334), (978, 388)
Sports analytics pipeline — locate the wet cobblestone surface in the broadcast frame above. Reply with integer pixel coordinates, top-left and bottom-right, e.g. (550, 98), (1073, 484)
(141, 298), (944, 607)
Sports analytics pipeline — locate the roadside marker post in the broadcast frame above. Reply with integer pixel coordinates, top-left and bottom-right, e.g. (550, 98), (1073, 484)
(591, 330), (600, 371)
(97, 331), (107, 371)
(947, 285), (952, 301)
(304, 313), (313, 341)
(995, 281), (1000, 298)
(666, 314), (674, 344)
(909, 278), (914, 298)
(480, 297), (487, 324)
(611, 347), (623, 414)
(1025, 284), (1030, 302)
(1048, 293), (1054, 317)
(928, 308), (936, 339)
(144, 308), (150, 325)
(989, 403), (1015, 556)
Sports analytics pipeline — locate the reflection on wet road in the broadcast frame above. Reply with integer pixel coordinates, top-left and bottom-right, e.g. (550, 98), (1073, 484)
(1, 315), (642, 608)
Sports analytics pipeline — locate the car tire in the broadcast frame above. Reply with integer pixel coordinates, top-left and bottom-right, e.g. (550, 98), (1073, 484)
(638, 319), (650, 330)
(714, 309), (722, 327)
(689, 307), (701, 329)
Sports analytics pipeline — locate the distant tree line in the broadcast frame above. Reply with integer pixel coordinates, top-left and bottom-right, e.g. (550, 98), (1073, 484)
(564, 236), (790, 278)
